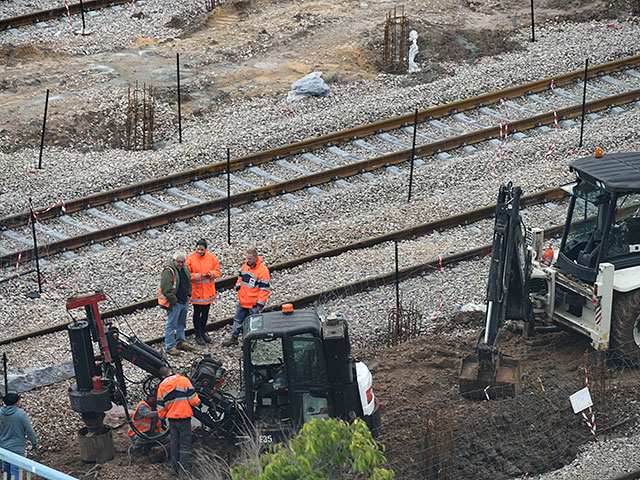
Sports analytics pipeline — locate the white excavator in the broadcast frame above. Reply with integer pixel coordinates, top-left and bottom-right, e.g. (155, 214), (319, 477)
(460, 150), (640, 398)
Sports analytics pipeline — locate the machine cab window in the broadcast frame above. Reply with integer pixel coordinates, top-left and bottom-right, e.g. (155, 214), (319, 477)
(287, 334), (330, 425)
(605, 193), (640, 259)
(561, 181), (611, 270)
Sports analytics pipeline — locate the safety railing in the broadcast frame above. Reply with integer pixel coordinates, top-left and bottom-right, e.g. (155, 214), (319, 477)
(0, 447), (78, 480)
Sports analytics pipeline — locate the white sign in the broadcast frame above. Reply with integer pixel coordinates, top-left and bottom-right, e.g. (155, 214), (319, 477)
(570, 387), (593, 413)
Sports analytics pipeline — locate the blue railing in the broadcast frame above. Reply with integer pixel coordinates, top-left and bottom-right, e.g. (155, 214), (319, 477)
(0, 447), (78, 480)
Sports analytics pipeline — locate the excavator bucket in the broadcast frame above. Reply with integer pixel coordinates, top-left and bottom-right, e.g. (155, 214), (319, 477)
(458, 351), (522, 400)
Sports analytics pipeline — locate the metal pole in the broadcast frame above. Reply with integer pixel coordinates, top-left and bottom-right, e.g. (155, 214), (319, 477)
(530, 0), (535, 42)
(579, 58), (589, 148)
(177, 53), (182, 144)
(408, 108), (418, 203)
(38, 89), (49, 170)
(28, 200), (42, 297)
(79, 0), (86, 32)
(227, 148), (231, 245)
(3, 353), (7, 396)
(395, 240), (400, 313)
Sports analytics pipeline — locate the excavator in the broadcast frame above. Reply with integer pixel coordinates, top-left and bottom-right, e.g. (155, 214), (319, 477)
(65, 293), (381, 461)
(460, 150), (640, 398)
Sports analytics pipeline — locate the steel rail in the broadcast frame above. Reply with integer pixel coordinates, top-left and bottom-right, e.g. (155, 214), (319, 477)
(2, 55), (639, 230)
(0, 198), (566, 346)
(608, 469), (640, 480)
(0, 0), (130, 30)
(1, 84), (635, 268)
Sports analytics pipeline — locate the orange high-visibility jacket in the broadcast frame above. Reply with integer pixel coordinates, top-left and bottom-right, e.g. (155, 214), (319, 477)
(127, 400), (161, 437)
(235, 256), (270, 308)
(157, 374), (200, 419)
(186, 250), (221, 306)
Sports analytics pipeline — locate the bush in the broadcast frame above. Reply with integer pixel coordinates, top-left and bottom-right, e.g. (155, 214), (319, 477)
(231, 418), (394, 480)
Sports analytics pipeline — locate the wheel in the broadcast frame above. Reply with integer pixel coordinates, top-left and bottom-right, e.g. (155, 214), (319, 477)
(610, 289), (640, 365)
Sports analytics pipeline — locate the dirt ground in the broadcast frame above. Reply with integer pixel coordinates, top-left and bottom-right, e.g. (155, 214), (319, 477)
(1, 0), (637, 152)
(4, 0), (640, 478)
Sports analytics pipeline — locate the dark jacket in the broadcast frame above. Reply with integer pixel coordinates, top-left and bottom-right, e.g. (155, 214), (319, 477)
(0, 405), (37, 455)
(159, 259), (192, 309)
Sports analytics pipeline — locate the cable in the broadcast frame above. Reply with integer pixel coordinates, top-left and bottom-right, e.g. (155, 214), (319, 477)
(104, 291), (137, 337)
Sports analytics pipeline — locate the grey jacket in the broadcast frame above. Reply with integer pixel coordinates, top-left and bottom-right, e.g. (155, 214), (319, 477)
(0, 405), (37, 455)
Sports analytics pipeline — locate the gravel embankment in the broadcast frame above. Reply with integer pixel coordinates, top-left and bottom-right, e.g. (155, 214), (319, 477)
(2, 12), (640, 480)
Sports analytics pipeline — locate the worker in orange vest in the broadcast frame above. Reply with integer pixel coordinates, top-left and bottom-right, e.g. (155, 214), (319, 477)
(157, 366), (201, 477)
(158, 251), (193, 356)
(127, 390), (165, 456)
(222, 248), (270, 347)
(186, 239), (221, 345)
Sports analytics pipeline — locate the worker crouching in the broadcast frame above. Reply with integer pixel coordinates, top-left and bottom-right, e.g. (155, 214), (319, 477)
(128, 390), (168, 458)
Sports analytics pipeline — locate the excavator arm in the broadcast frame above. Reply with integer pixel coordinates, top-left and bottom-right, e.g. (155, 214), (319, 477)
(459, 184), (533, 399)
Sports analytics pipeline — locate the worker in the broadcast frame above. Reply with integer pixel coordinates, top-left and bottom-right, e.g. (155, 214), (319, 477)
(156, 366), (201, 477)
(186, 239), (222, 345)
(0, 393), (38, 480)
(128, 390), (165, 457)
(222, 248), (270, 347)
(158, 251), (194, 356)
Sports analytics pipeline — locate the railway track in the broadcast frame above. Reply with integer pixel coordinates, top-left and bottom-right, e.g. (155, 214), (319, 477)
(2, 56), (640, 269)
(0, 189), (566, 346)
(0, 0), (131, 30)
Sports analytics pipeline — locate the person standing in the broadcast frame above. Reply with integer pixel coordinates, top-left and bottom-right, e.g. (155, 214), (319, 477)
(156, 366), (200, 478)
(222, 248), (270, 347)
(158, 251), (194, 356)
(0, 393), (38, 480)
(186, 239), (221, 345)
(128, 391), (165, 456)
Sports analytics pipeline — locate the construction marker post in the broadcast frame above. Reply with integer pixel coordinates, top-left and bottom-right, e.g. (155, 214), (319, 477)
(395, 240), (400, 313)
(579, 58), (589, 148)
(27, 200), (42, 298)
(530, 0), (535, 42)
(2, 353), (7, 396)
(38, 89), (49, 170)
(74, 0), (90, 35)
(407, 108), (418, 203)
(177, 53), (182, 144)
(226, 148), (231, 245)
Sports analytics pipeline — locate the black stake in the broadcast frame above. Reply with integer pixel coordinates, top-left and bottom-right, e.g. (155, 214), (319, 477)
(530, 0), (535, 42)
(79, 0), (86, 32)
(27, 199), (42, 298)
(227, 148), (231, 245)
(177, 53), (182, 144)
(395, 240), (400, 313)
(579, 58), (589, 148)
(2, 353), (7, 396)
(408, 108), (418, 203)
(38, 89), (49, 170)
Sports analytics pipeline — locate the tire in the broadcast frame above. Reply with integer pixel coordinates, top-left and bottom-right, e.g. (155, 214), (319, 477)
(610, 289), (640, 365)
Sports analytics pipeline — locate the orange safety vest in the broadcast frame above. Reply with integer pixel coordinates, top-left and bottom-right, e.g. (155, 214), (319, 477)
(236, 256), (270, 308)
(157, 374), (201, 419)
(127, 400), (161, 437)
(157, 267), (176, 308)
(186, 250), (221, 306)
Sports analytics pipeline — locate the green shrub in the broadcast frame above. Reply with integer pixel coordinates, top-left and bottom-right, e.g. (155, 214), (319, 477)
(231, 418), (394, 480)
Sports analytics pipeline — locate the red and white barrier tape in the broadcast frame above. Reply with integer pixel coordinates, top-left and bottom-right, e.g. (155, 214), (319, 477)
(581, 367), (598, 441)
(63, 0), (73, 26)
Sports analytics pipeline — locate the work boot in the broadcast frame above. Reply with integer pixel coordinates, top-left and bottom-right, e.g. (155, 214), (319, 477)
(177, 341), (195, 352)
(166, 347), (181, 356)
(202, 331), (212, 344)
(221, 335), (238, 347)
(195, 332), (206, 346)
